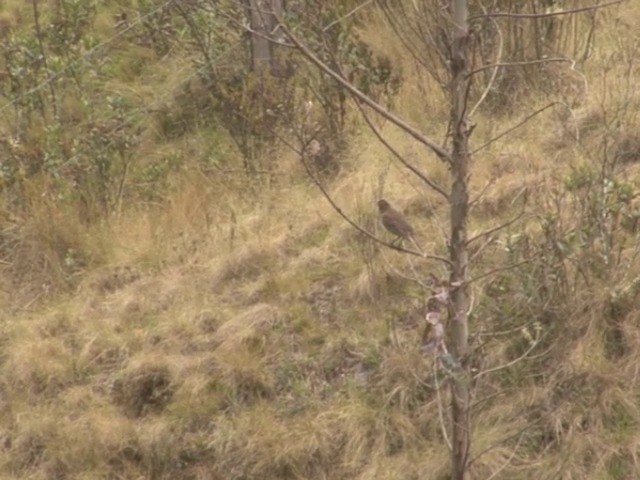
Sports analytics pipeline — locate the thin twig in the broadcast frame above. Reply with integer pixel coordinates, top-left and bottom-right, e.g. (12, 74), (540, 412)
(276, 20), (452, 163)
(322, 0), (375, 32)
(276, 135), (451, 263)
(471, 103), (557, 155)
(469, 57), (572, 76)
(434, 361), (453, 451)
(32, 0), (57, 120)
(470, 12), (502, 117)
(469, 398), (569, 467)
(470, 0), (624, 21)
(210, 3), (295, 48)
(379, 248), (423, 283)
(470, 386), (518, 411)
(467, 209), (526, 245)
(466, 259), (532, 286)
(469, 177), (496, 210)
(355, 100), (450, 200)
(542, 438), (575, 480)
(476, 318), (541, 338)
(300, 158), (448, 262)
(469, 234), (497, 263)
(216, 99), (450, 263)
(473, 329), (540, 381)
(485, 432), (525, 480)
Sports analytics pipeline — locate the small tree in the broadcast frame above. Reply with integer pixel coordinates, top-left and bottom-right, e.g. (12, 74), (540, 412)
(238, 0), (617, 477)
(276, 1), (472, 475)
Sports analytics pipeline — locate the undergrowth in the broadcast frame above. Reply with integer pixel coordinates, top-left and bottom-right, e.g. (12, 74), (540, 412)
(1, 1), (640, 479)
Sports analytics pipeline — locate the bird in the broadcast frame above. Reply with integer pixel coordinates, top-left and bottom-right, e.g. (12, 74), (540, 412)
(377, 199), (423, 253)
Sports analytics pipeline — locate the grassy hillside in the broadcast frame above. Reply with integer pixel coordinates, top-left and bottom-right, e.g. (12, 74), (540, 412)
(1, 1), (640, 479)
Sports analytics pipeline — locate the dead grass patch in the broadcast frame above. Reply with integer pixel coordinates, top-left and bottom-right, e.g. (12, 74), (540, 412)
(111, 360), (174, 418)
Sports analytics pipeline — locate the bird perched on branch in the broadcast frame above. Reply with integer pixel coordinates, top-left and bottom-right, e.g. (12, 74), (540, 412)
(377, 199), (423, 253)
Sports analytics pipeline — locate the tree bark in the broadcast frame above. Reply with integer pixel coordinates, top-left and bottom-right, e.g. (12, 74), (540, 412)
(448, 0), (471, 479)
(246, 0), (283, 74)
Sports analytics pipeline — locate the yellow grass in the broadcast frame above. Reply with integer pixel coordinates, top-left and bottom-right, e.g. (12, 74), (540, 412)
(2, 1), (640, 478)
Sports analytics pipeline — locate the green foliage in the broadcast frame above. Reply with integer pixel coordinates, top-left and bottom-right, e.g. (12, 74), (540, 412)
(557, 165), (636, 278)
(283, 1), (401, 173)
(170, 0), (401, 176)
(0, 0), (190, 217)
(0, 2), (90, 193)
(3, 1), (640, 478)
(133, 0), (182, 56)
(49, 0), (98, 53)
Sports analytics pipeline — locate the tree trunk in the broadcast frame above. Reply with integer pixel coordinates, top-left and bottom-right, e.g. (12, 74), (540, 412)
(448, 0), (471, 479)
(246, 0), (283, 74)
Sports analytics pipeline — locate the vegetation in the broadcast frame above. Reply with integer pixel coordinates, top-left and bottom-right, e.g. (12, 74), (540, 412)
(1, 0), (640, 478)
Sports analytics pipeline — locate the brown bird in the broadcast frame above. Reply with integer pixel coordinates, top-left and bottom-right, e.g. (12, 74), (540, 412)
(377, 199), (423, 253)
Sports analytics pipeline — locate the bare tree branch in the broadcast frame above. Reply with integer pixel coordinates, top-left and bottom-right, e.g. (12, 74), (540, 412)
(275, 19), (452, 163)
(469, 177), (496, 210)
(470, 11), (502, 117)
(202, 55), (448, 263)
(355, 100), (450, 200)
(209, 3), (295, 48)
(322, 0), (375, 32)
(467, 209), (526, 246)
(435, 361), (453, 452)
(469, 57), (572, 76)
(472, 103), (557, 155)
(473, 327), (540, 381)
(377, 0), (450, 88)
(272, 132), (451, 264)
(476, 319), (541, 338)
(466, 259), (532, 286)
(470, 0), (624, 21)
(469, 233), (497, 264)
(485, 432), (525, 480)
(298, 152), (449, 262)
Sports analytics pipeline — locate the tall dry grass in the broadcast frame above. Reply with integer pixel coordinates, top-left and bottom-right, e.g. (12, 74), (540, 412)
(1, 1), (640, 479)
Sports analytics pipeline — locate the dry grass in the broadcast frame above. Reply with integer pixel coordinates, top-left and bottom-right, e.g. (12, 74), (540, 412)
(2, 1), (640, 479)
